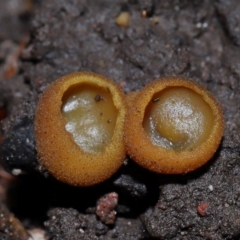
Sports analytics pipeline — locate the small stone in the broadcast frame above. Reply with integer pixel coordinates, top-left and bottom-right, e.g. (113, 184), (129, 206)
(12, 169), (22, 176)
(96, 192), (118, 225)
(208, 185), (214, 191)
(115, 12), (130, 27)
(197, 203), (209, 216)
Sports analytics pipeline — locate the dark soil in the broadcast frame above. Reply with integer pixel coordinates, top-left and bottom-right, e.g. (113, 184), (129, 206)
(0, 0), (240, 239)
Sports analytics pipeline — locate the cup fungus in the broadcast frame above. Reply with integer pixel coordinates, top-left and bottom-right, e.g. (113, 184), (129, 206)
(124, 77), (224, 174)
(35, 72), (127, 186)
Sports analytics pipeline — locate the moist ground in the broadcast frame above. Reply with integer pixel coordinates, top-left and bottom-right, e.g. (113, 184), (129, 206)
(0, 0), (240, 239)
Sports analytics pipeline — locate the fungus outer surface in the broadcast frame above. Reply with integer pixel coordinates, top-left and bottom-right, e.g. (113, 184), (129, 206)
(35, 72), (127, 186)
(124, 77), (224, 174)
(126, 91), (138, 108)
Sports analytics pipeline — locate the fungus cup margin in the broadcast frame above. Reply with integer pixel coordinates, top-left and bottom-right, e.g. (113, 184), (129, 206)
(35, 72), (127, 186)
(124, 77), (224, 174)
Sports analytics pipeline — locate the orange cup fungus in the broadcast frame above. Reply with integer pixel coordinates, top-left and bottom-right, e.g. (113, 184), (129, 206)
(124, 77), (224, 174)
(35, 72), (127, 186)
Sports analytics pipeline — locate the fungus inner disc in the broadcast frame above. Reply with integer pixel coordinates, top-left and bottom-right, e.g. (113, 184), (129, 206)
(143, 87), (214, 151)
(61, 83), (118, 153)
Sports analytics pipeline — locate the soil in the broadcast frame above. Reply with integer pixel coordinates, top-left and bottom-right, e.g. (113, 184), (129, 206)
(0, 0), (240, 239)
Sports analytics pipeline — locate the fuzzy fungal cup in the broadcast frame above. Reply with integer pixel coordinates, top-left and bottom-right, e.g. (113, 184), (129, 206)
(124, 77), (224, 174)
(35, 72), (127, 186)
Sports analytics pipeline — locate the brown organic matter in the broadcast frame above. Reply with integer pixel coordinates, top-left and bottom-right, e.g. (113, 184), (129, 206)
(125, 77), (224, 174)
(35, 72), (127, 186)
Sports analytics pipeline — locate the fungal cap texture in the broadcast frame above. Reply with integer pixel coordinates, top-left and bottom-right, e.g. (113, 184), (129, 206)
(35, 72), (127, 186)
(124, 77), (224, 174)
